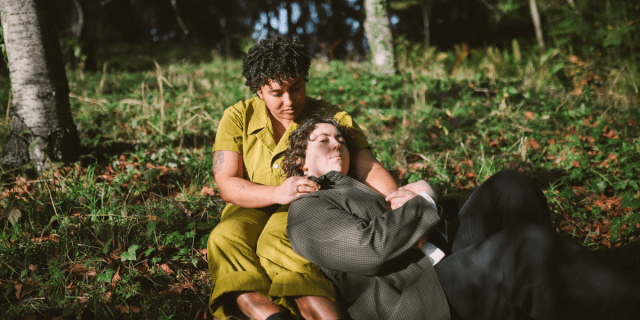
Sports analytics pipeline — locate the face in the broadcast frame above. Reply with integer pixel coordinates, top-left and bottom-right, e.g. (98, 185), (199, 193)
(256, 76), (306, 122)
(302, 123), (350, 177)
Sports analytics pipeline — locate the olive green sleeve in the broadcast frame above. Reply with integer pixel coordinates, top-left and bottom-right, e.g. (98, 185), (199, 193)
(333, 110), (370, 151)
(213, 101), (245, 154)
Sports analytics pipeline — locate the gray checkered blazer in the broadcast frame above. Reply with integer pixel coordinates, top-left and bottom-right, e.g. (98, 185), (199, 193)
(288, 171), (450, 319)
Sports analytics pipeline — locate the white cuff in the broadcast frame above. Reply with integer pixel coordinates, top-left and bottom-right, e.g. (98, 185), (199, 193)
(420, 241), (446, 265)
(418, 191), (437, 209)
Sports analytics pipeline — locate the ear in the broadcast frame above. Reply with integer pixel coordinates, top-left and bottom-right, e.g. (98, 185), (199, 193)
(256, 89), (264, 100)
(299, 159), (308, 173)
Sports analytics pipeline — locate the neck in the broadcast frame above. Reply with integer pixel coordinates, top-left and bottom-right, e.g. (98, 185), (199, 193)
(268, 111), (292, 131)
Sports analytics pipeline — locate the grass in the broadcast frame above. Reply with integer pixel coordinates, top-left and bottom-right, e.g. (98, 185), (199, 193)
(0, 41), (639, 318)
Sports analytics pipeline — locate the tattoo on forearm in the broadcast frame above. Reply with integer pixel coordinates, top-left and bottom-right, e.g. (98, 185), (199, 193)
(213, 151), (225, 174)
(234, 184), (246, 191)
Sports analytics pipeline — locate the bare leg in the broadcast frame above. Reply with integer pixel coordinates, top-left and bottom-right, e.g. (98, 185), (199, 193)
(236, 292), (289, 320)
(295, 296), (345, 320)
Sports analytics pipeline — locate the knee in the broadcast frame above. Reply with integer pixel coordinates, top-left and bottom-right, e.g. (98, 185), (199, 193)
(510, 224), (557, 261)
(488, 170), (547, 204)
(256, 212), (288, 258)
(256, 226), (281, 259)
(207, 224), (232, 252)
(489, 170), (535, 191)
(255, 232), (270, 258)
(208, 218), (257, 252)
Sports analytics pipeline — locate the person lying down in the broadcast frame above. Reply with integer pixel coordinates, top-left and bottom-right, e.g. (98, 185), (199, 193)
(267, 117), (640, 320)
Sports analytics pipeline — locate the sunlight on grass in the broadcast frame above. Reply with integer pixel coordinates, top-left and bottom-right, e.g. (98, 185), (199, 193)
(0, 44), (638, 318)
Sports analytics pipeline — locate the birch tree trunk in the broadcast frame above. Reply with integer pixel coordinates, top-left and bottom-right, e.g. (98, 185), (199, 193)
(0, 0), (81, 171)
(529, 0), (545, 54)
(420, 0), (432, 47)
(364, 0), (397, 76)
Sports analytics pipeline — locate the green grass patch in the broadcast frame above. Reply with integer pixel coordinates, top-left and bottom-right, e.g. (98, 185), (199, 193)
(0, 43), (639, 318)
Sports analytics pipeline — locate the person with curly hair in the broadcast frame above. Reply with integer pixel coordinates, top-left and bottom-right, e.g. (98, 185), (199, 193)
(282, 119), (640, 320)
(208, 37), (414, 319)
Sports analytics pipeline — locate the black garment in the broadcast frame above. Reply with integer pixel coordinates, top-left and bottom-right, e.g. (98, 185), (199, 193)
(436, 170), (640, 320)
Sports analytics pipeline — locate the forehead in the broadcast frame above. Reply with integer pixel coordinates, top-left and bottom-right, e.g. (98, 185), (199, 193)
(263, 76), (303, 90)
(311, 123), (342, 137)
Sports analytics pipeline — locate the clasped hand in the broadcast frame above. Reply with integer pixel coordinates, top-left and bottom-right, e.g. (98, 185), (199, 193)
(274, 176), (320, 205)
(385, 180), (438, 210)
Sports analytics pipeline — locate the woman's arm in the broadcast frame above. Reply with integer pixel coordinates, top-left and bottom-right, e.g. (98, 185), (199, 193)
(213, 150), (319, 208)
(351, 148), (398, 197)
(288, 193), (440, 276)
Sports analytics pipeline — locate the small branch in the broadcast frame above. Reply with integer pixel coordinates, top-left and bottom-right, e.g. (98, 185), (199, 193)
(0, 256), (18, 275)
(171, 0), (190, 35)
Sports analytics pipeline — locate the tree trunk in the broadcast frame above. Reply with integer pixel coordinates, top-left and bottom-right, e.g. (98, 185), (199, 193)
(71, 0), (98, 71)
(0, 0), (81, 171)
(529, 0), (545, 54)
(420, 0), (432, 47)
(364, 0), (397, 76)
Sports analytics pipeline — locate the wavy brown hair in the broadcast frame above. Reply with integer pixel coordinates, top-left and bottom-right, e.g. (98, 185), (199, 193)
(282, 117), (356, 177)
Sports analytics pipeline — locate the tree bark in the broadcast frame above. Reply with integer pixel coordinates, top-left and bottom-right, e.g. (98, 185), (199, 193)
(529, 0), (545, 54)
(364, 0), (397, 76)
(0, 0), (81, 171)
(420, 0), (432, 47)
(71, 0), (98, 71)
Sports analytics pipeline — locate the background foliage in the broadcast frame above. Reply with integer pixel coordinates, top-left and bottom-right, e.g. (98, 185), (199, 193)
(0, 0), (638, 318)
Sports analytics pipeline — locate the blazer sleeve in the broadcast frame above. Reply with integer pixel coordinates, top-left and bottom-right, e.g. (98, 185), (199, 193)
(288, 193), (441, 276)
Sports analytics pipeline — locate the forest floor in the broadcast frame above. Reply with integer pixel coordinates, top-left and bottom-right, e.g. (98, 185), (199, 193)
(0, 44), (639, 319)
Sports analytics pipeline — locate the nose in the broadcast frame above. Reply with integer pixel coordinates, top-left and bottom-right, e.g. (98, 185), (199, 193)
(282, 92), (292, 107)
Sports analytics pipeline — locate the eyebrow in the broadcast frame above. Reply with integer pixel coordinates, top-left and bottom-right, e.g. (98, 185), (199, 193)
(268, 79), (303, 93)
(316, 133), (343, 138)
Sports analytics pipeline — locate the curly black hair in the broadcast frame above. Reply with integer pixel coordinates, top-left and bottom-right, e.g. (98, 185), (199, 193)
(282, 117), (356, 177)
(242, 36), (311, 94)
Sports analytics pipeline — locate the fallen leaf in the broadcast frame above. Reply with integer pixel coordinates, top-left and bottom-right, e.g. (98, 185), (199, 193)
(602, 128), (619, 139)
(115, 305), (141, 314)
(159, 263), (174, 275)
(14, 282), (23, 299)
(526, 138), (540, 150)
(30, 234), (60, 242)
(7, 208), (22, 226)
(112, 266), (121, 288)
(524, 111), (536, 120)
(110, 249), (122, 260)
(158, 282), (197, 298)
(200, 186), (216, 196)
(64, 263), (97, 276)
(103, 291), (113, 303)
(198, 248), (208, 262)
(460, 159), (473, 167)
